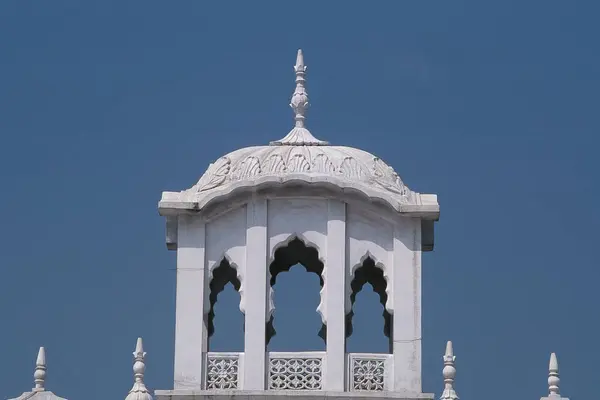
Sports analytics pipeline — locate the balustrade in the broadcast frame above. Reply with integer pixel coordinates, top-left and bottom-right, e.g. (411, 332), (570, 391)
(204, 352), (392, 392)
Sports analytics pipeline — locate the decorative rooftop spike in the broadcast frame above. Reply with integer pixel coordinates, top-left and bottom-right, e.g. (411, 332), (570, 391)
(33, 347), (46, 392)
(125, 338), (153, 400)
(440, 341), (459, 400)
(270, 49), (328, 146)
(548, 353), (560, 396)
(290, 49), (309, 129)
(7, 346), (67, 400)
(540, 352), (569, 400)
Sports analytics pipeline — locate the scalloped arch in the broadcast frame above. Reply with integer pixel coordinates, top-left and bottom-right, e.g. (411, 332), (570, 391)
(267, 234), (327, 325)
(207, 253), (246, 315)
(348, 251), (393, 314)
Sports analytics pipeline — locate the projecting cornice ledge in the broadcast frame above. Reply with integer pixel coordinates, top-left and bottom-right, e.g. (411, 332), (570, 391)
(158, 175), (439, 219)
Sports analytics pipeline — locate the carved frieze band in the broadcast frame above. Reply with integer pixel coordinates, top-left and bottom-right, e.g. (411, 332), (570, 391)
(195, 152), (414, 202)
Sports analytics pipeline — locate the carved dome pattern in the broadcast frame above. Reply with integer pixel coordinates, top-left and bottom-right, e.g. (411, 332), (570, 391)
(193, 145), (417, 204)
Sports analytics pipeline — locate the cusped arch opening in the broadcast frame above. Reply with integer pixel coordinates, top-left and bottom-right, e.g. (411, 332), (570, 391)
(207, 258), (244, 352)
(267, 237), (325, 350)
(346, 256), (392, 354)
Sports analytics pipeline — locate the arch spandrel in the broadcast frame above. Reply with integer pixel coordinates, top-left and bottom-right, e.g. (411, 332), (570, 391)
(346, 204), (393, 271)
(267, 198), (328, 258)
(206, 205), (247, 270)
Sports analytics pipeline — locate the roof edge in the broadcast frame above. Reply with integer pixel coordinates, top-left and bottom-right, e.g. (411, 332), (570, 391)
(158, 175), (439, 220)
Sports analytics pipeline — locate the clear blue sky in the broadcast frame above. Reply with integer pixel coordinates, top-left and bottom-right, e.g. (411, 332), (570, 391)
(0, 2), (597, 399)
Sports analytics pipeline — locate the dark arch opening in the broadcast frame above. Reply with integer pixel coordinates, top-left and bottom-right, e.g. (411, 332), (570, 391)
(207, 258), (243, 351)
(267, 237), (325, 350)
(346, 257), (392, 353)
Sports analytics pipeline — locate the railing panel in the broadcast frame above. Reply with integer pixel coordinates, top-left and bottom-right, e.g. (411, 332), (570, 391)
(205, 351), (393, 391)
(206, 352), (243, 390)
(268, 351), (326, 390)
(348, 353), (392, 392)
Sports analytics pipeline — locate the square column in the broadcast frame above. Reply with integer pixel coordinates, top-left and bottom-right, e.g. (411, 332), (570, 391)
(392, 219), (422, 393)
(324, 200), (347, 391)
(243, 197), (268, 390)
(174, 216), (208, 389)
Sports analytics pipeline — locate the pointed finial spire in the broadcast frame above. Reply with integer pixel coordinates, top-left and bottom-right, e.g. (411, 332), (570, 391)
(548, 353), (560, 396)
(270, 49), (328, 146)
(291, 49), (308, 129)
(33, 347), (46, 392)
(541, 352), (568, 400)
(7, 347), (67, 400)
(125, 338), (152, 400)
(440, 341), (459, 400)
(133, 338), (146, 382)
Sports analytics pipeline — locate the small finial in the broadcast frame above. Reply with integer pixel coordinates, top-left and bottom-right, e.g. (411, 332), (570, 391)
(291, 49), (308, 128)
(548, 353), (560, 396)
(270, 49), (328, 146)
(33, 347), (46, 392)
(440, 341), (458, 400)
(133, 338), (146, 382)
(125, 338), (152, 400)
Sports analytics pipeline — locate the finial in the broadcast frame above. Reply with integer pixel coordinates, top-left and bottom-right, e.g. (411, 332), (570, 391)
(33, 347), (46, 392)
(270, 49), (328, 146)
(133, 338), (146, 382)
(548, 353), (560, 396)
(291, 49), (308, 129)
(440, 341), (459, 400)
(125, 338), (152, 400)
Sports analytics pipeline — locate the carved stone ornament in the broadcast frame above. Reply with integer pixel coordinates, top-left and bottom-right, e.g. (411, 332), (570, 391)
(193, 146), (417, 204)
(351, 357), (386, 391)
(195, 156), (231, 192)
(269, 356), (323, 390)
(206, 354), (240, 390)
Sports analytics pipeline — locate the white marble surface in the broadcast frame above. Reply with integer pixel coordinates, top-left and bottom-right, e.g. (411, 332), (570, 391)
(161, 49), (437, 394)
(169, 197), (425, 393)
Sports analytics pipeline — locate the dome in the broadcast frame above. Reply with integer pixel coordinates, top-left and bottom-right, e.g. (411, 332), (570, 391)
(159, 50), (438, 219)
(190, 143), (417, 204)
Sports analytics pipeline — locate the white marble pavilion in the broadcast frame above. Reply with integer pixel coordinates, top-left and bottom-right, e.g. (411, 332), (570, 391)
(6, 50), (571, 400)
